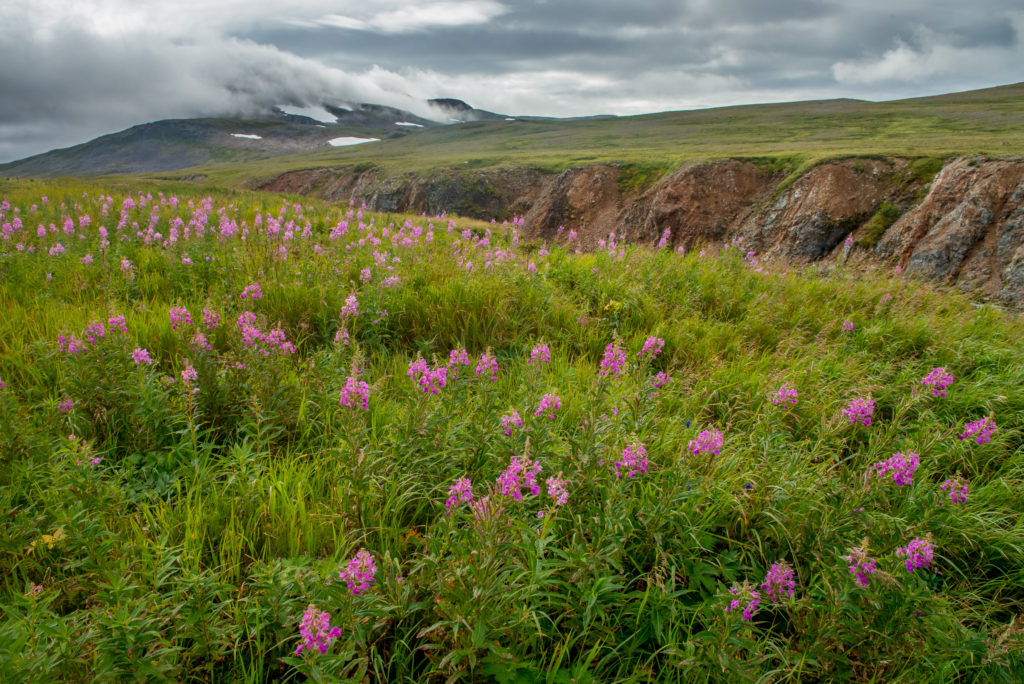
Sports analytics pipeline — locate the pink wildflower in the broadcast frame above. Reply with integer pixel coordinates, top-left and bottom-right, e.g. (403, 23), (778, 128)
(688, 429), (723, 456)
(770, 382), (798, 406)
(896, 537), (934, 573)
(339, 376), (370, 410)
(639, 336), (665, 361)
(535, 393), (561, 419)
(497, 455), (542, 501)
(921, 367), (954, 397)
(615, 442), (648, 479)
(340, 293), (359, 318)
(546, 473), (569, 507)
(847, 545), (877, 587)
(445, 477), (474, 515)
(203, 308), (220, 330)
(599, 341), (627, 377)
(873, 452), (919, 486)
(725, 582), (761, 621)
(132, 348), (153, 365)
(760, 560), (796, 602)
(240, 282), (262, 299)
(529, 343), (551, 364)
(939, 475), (969, 504)
(169, 306), (192, 330)
(843, 397), (874, 426)
(108, 315), (127, 334)
(959, 417), (995, 445)
(339, 548), (377, 595)
(500, 409), (523, 436)
(842, 320), (855, 333)
(476, 352), (498, 381)
(295, 604), (341, 656)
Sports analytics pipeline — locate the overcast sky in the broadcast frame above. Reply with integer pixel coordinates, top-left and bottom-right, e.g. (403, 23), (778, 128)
(1, 0), (1021, 162)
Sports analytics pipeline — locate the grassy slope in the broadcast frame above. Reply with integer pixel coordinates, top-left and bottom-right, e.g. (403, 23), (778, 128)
(155, 82), (1024, 188)
(1, 178), (1023, 681)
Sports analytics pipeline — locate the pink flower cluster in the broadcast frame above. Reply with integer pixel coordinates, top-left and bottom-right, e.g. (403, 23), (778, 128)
(500, 409), (523, 436)
(760, 560), (796, 602)
(340, 293), (359, 318)
(295, 605), (341, 656)
(873, 452), (920, 486)
(476, 352), (498, 381)
(726, 582), (761, 621)
(339, 548), (377, 595)
(650, 371), (672, 391)
(407, 357), (448, 394)
(240, 282), (262, 299)
(615, 442), (648, 479)
(847, 546), (877, 587)
(921, 367), (954, 397)
(535, 393), (561, 419)
(236, 312), (296, 355)
(959, 417), (995, 445)
(545, 473), (569, 507)
(529, 342), (551, 364)
(169, 306), (192, 330)
(339, 376), (370, 410)
(599, 341), (627, 377)
(896, 537), (934, 573)
(638, 336), (664, 361)
(770, 382), (798, 406)
(445, 477), (474, 515)
(843, 396), (874, 426)
(132, 348), (153, 365)
(688, 428), (723, 456)
(940, 475), (969, 504)
(498, 455), (542, 501)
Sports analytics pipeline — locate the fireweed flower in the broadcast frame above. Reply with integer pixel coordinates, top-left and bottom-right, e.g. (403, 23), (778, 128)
(498, 455), (542, 501)
(638, 336), (665, 361)
(191, 333), (212, 352)
(650, 371), (672, 391)
(448, 347), (470, 378)
(939, 475), (969, 504)
(874, 452), (920, 486)
(760, 560), (797, 602)
(295, 604), (342, 656)
(896, 537), (934, 573)
(535, 393), (561, 419)
(725, 582), (761, 621)
(615, 442), (648, 479)
(688, 429), (723, 456)
(847, 545), (878, 587)
(407, 357), (447, 394)
(921, 367), (954, 397)
(131, 348), (153, 365)
(599, 341), (627, 377)
(476, 352), (498, 381)
(959, 417), (995, 445)
(843, 397), (874, 426)
(108, 315), (127, 334)
(339, 548), (377, 595)
(169, 306), (192, 330)
(180, 363), (199, 393)
(202, 308), (220, 330)
(58, 333), (85, 356)
(445, 477), (474, 515)
(339, 376), (370, 410)
(529, 343), (551, 364)
(771, 382), (798, 406)
(57, 399), (74, 414)
(120, 258), (134, 275)
(340, 293), (359, 318)
(545, 472), (569, 506)
(240, 282), (262, 299)
(83, 320), (105, 345)
(842, 320), (855, 333)
(500, 409), (523, 436)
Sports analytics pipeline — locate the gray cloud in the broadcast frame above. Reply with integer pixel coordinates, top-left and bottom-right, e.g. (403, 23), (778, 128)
(0, 0), (1022, 161)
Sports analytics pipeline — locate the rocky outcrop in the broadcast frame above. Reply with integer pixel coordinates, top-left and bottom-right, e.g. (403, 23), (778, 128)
(258, 156), (1024, 306)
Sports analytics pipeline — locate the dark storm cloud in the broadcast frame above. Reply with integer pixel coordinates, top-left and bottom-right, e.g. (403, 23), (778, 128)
(0, 0), (1022, 162)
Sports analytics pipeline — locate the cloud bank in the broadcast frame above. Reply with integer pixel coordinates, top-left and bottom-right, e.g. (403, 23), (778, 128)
(0, 0), (1021, 161)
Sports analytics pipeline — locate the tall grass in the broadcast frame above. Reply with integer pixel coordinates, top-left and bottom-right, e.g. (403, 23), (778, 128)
(0, 179), (1022, 681)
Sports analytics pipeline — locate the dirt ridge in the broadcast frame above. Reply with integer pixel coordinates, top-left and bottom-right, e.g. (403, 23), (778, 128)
(258, 156), (1024, 306)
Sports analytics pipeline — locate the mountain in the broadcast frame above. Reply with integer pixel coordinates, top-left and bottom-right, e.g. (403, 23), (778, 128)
(0, 100), (501, 177)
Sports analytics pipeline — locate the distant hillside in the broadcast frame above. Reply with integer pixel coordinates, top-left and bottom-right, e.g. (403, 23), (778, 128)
(0, 101), (499, 177)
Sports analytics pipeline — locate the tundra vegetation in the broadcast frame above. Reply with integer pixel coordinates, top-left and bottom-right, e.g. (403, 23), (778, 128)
(1, 178), (1022, 682)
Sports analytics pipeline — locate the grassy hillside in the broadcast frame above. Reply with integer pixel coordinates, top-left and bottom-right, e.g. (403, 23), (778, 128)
(1, 178), (1023, 681)
(158, 82), (1024, 187)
